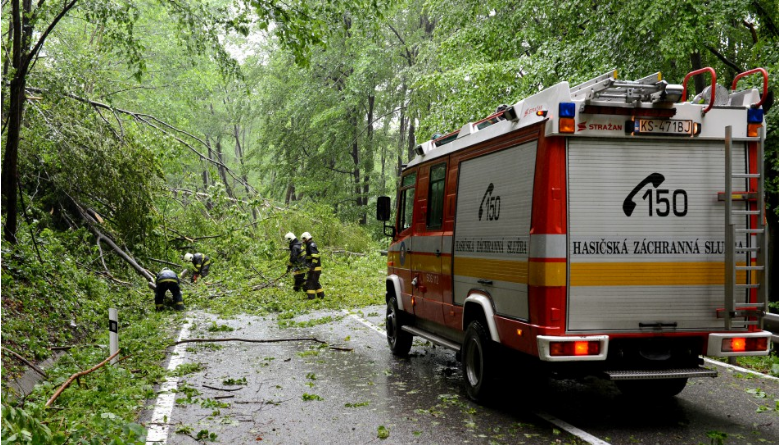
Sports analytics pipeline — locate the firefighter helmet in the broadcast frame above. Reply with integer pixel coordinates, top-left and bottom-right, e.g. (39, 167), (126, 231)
(300, 232), (312, 241)
(284, 232), (296, 242)
(184, 253), (193, 262)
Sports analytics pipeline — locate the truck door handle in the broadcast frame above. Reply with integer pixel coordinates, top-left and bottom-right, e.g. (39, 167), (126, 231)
(477, 279), (493, 286)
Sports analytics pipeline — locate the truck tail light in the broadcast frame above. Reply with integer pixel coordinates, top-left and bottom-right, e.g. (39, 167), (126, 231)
(721, 337), (767, 353)
(550, 340), (600, 356)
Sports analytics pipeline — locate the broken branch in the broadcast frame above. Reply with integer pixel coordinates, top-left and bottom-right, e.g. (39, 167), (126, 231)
(171, 337), (328, 346)
(1, 347), (48, 378)
(45, 350), (121, 407)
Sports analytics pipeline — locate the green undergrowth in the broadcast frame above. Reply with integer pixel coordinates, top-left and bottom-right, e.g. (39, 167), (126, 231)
(184, 249), (387, 318)
(1, 311), (179, 444)
(714, 352), (780, 378)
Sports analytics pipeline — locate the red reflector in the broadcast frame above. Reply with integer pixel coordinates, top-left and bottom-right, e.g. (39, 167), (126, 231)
(550, 340), (600, 356)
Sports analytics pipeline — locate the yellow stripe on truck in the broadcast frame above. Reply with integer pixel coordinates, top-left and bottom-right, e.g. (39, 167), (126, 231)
(528, 261), (567, 287)
(571, 262), (752, 286)
(453, 258), (529, 284)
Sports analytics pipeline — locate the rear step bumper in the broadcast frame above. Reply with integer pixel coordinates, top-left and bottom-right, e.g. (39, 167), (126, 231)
(604, 367), (718, 381)
(401, 325), (461, 351)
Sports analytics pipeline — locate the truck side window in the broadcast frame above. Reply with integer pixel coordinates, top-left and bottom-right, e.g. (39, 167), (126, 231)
(399, 173), (416, 231)
(427, 164), (447, 228)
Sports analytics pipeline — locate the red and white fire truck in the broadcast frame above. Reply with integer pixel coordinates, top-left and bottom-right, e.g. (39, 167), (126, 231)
(376, 68), (772, 402)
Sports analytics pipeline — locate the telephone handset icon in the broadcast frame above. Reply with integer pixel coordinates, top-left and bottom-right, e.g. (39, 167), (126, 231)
(623, 173), (665, 217)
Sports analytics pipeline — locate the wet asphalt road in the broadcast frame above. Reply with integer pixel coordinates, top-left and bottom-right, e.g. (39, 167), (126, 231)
(141, 306), (779, 445)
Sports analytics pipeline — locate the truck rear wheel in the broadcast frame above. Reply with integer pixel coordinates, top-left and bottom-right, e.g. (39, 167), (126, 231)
(461, 320), (496, 402)
(386, 298), (412, 356)
(616, 378), (688, 398)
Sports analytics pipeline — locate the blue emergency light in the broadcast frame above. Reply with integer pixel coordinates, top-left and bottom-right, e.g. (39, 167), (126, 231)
(559, 102), (576, 118)
(747, 108), (764, 124)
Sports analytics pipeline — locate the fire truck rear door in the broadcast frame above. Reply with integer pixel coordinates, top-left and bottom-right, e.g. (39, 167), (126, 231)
(567, 138), (750, 332)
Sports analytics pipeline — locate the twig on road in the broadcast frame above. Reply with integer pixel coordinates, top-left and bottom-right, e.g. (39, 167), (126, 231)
(202, 384), (244, 392)
(170, 337), (328, 346)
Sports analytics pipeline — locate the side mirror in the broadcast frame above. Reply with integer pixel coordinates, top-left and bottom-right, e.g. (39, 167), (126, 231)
(376, 196), (391, 221)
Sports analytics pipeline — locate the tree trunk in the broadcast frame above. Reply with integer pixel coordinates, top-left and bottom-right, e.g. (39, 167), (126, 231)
(233, 124), (257, 221)
(215, 137), (235, 198)
(3, 0), (79, 243)
(690, 51), (705, 94)
(358, 94), (375, 224)
(407, 120), (416, 164)
(2, 76), (25, 243)
(285, 184), (296, 205)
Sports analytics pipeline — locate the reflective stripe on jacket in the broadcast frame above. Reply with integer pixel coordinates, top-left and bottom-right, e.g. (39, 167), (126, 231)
(156, 269), (180, 285)
(305, 240), (322, 271)
(191, 253), (211, 274)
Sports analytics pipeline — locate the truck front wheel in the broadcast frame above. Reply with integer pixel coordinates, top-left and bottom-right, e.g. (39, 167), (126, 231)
(386, 298), (413, 356)
(462, 320), (496, 402)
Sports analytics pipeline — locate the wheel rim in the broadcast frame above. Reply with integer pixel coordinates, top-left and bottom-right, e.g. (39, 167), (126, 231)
(465, 337), (482, 387)
(386, 304), (396, 343)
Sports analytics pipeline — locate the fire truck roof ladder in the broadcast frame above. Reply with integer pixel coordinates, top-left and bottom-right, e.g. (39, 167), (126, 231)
(570, 69), (684, 104)
(723, 125), (767, 327)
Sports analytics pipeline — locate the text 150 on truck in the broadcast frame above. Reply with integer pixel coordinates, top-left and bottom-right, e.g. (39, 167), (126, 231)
(377, 67), (772, 402)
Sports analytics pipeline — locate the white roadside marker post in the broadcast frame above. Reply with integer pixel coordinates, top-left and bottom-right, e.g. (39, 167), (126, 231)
(109, 308), (119, 365)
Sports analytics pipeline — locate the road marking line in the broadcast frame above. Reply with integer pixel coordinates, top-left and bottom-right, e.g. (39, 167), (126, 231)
(535, 411), (611, 445)
(703, 357), (779, 381)
(342, 309), (386, 336)
(344, 308), (608, 444)
(146, 318), (191, 445)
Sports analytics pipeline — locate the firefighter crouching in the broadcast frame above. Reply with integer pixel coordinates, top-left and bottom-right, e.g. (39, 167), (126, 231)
(155, 268), (185, 311)
(285, 232), (306, 292)
(301, 232), (324, 299)
(184, 252), (211, 283)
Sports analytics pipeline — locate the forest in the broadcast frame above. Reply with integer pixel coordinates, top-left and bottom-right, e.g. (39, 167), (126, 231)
(1, 0), (779, 443)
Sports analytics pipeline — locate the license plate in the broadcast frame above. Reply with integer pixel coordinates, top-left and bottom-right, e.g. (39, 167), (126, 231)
(635, 119), (694, 135)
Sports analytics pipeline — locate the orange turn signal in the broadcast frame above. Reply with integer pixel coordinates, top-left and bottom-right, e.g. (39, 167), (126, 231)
(748, 123), (762, 137)
(559, 118), (575, 133)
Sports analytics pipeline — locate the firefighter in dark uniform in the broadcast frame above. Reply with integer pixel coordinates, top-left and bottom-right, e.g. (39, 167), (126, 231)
(184, 252), (211, 283)
(285, 232), (307, 292)
(155, 268), (185, 311)
(301, 232), (324, 299)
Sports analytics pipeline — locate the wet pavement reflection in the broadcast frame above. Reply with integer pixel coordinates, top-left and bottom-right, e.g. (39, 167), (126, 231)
(141, 306), (779, 445)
